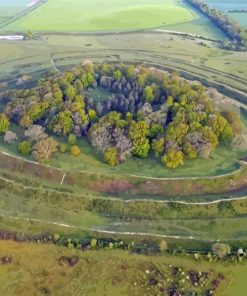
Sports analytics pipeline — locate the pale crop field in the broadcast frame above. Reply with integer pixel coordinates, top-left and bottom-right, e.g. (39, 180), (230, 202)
(6, 0), (196, 32)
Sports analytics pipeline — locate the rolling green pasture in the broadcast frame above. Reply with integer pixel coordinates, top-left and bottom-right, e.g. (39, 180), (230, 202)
(5, 0), (196, 32)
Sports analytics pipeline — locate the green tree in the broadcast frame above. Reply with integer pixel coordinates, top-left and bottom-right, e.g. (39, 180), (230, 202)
(165, 122), (189, 145)
(104, 147), (118, 166)
(150, 124), (164, 138)
(152, 138), (165, 158)
(166, 96), (174, 106)
(126, 112), (133, 122)
(65, 85), (76, 100)
(126, 65), (135, 79)
(74, 79), (83, 95)
(113, 70), (122, 81)
(208, 114), (228, 137)
(91, 238), (97, 248)
(53, 88), (63, 107)
(143, 86), (154, 103)
(28, 102), (49, 121)
(107, 111), (121, 126)
(18, 141), (32, 155)
(88, 109), (96, 121)
(19, 115), (33, 128)
(132, 137), (150, 158)
(68, 134), (77, 145)
(162, 150), (184, 169)
(50, 111), (73, 135)
(64, 72), (74, 83)
(202, 127), (218, 149)
(221, 124), (233, 141)
(0, 113), (10, 134)
(59, 143), (68, 153)
(129, 121), (149, 140)
(137, 74), (146, 87)
(183, 143), (198, 159)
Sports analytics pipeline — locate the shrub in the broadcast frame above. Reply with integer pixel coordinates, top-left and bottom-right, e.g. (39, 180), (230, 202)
(18, 141), (32, 155)
(162, 150), (184, 169)
(0, 113), (10, 134)
(159, 240), (168, 253)
(68, 134), (77, 145)
(70, 145), (81, 156)
(59, 143), (68, 153)
(212, 243), (231, 258)
(104, 147), (118, 166)
(91, 238), (97, 248)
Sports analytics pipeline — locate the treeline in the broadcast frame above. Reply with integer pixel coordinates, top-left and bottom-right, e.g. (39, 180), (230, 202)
(185, 0), (247, 51)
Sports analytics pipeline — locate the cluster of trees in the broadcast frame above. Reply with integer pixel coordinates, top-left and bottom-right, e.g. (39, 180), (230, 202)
(87, 64), (235, 168)
(0, 62), (238, 168)
(186, 0), (247, 51)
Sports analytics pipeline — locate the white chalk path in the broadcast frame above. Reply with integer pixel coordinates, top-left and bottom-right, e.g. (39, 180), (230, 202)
(0, 212), (219, 242)
(0, 35), (24, 40)
(50, 58), (59, 72)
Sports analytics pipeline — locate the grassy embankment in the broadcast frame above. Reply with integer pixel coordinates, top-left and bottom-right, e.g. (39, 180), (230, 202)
(2, 167), (247, 244)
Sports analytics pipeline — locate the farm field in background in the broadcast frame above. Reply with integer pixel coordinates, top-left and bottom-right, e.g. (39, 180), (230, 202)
(228, 12), (247, 29)
(5, 0), (196, 33)
(204, 0), (247, 29)
(204, 0), (247, 11)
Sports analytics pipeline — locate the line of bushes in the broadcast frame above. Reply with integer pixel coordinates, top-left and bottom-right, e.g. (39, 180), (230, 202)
(1, 227), (247, 264)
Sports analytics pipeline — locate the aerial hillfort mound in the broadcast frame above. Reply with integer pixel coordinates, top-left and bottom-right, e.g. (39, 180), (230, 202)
(1, 61), (247, 198)
(0, 62), (242, 167)
(1, 1), (247, 294)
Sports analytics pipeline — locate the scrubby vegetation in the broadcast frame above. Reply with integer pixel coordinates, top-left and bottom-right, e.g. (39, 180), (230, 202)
(0, 239), (234, 296)
(0, 62), (241, 170)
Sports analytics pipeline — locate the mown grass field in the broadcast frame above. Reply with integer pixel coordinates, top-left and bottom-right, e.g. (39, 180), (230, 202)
(5, 0), (196, 33)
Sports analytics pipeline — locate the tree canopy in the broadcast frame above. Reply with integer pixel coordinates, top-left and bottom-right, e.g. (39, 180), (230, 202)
(0, 62), (238, 168)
